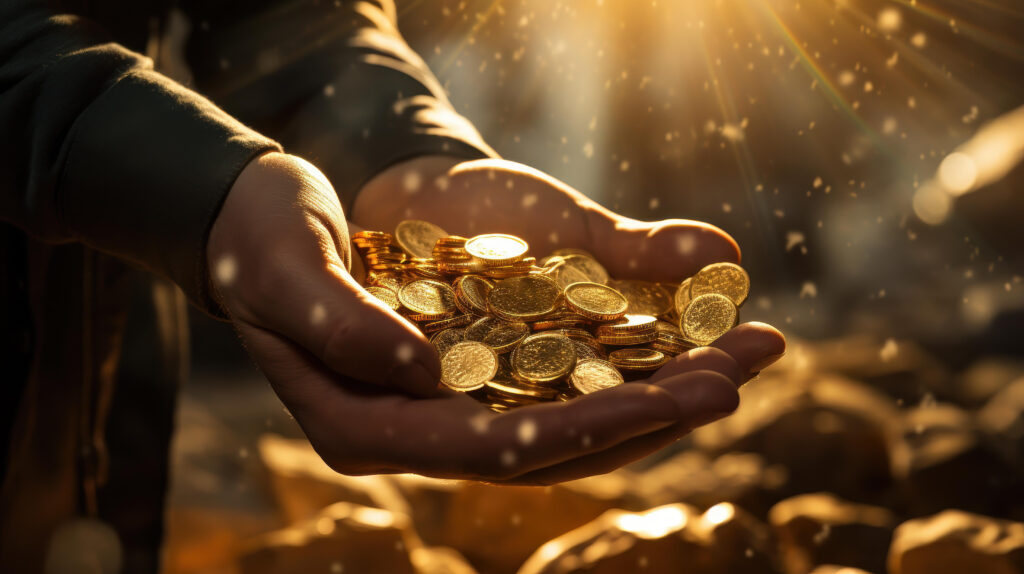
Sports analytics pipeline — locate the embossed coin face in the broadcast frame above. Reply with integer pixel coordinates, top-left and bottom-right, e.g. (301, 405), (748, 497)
(488, 275), (561, 321)
(564, 282), (628, 321)
(395, 220), (449, 259)
(430, 328), (466, 358)
(511, 333), (577, 383)
(465, 234), (529, 264)
(440, 342), (498, 391)
(544, 254), (610, 289)
(688, 262), (750, 306)
(609, 280), (674, 317)
(464, 316), (504, 342)
(608, 348), (669, 371)
(570, 359), (625, 394)
(398, 280), (457, 318)
(364, 286), (400, 311)
(682, 293), (738, 345)
(454, 275), (493, 315)
(482, 321), (530, 353)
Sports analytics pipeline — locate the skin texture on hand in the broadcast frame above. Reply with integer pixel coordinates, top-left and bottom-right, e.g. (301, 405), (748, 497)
(208, 152), (785, 485)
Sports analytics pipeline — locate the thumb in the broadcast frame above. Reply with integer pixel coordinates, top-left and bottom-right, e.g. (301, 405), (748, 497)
(234, 253), (442, 397)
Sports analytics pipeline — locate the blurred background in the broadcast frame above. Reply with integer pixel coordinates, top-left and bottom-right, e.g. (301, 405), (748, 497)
(166, 0), (1024, 572)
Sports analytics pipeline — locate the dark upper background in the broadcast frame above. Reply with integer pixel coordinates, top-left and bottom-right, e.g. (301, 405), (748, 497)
(191, 0), (1024, 370)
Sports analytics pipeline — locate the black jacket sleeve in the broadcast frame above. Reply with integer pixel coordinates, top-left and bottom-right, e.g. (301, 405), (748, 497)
(0, 0), (281, 312)
(184, 0), (498, 213)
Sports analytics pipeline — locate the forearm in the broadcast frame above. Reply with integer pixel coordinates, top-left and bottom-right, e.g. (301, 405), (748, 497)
(0, 0), (280, 312)
(186, 0), (498, 214)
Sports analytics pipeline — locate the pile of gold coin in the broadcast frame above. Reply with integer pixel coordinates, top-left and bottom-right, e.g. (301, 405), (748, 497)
(354, 221), (750, 412)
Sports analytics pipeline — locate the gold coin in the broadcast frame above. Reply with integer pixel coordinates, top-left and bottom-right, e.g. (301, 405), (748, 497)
(563, 282), (628, 321)
(440, 342), (498, 392)
(609, 280), (674, 317)
(542, 254), (610, 288)
(421, 313), (473, 333)
(511, 333), (577, 383)
(569, 337), (603, 360)
(569, 359), (625, 394)
(485, 380), (558, 401)
(465, 234), (529, 265)
(365, 286), (400, 311)
(482, 321), (530, 353)
(398, 280), (458, 319)
(464, 316), (504, 342)
(608, 348), (669, 371)
(674, 277), (692, 316)
(430, 328), (465, 358)
(688, 262), (750, 306)
(366, 272), (404, 293)
(596, 330), (658, 346)
(453, 275), (494, 315)
(395, 220), (449, 259)
(682, 293), (738, 345)
(595, 314), (658, 336)
(488, 275), (561, 322)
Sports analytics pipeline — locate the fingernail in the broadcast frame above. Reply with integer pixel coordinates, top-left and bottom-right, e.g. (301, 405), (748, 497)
(750, 352), (785, 373)
(657, 371), (739, 426)
(387, 361), (440, 397)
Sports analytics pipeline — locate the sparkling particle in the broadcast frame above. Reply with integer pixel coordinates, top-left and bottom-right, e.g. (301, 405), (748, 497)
(517, 419), (538, 445)
(676, 234), (697, 255)
(877, 7), (902, 32)
(310, 303), (328, 326)
(782, 230), (806, 250)
(522, 193), (539, 209)
(880, 338), (899, 362)
(402, 170), (422, 192)
(500, 449), (517, 467)
(395, 342), (415, 363)
(215, 255), (237, 286)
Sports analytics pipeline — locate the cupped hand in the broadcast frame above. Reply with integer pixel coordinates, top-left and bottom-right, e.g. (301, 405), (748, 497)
(208, 152), (784, 484)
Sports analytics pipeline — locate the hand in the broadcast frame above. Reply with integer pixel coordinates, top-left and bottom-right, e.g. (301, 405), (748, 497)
(348, 155), (786, 483)
(206, 152), (767, 483)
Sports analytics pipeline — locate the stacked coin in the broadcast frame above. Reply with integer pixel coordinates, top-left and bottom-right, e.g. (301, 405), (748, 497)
(354, 220), (750, 412)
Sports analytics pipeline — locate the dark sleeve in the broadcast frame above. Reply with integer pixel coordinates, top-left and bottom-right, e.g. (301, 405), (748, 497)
(0, 0), (281, 313)
(186, 0), (498, 213)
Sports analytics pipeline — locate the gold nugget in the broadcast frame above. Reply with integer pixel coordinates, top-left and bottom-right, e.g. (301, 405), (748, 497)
(682, 293), (738, 345)
(440, 342), (498, 392)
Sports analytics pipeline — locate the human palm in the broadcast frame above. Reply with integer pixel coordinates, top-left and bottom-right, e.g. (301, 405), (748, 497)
(211, 153), (784, 485)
